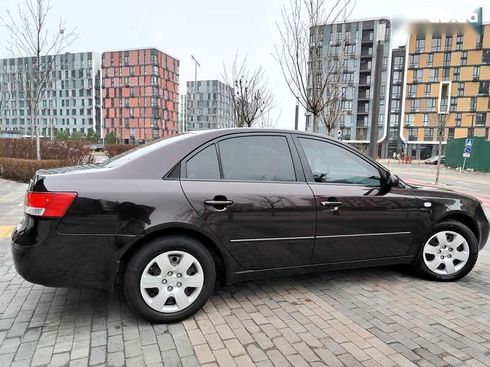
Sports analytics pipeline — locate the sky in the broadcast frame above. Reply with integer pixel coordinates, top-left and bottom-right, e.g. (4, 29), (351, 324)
(1, 0), (488, 130)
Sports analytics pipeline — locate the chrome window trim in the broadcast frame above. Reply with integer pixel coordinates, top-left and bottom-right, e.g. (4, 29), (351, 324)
(229, 231), (411, 243)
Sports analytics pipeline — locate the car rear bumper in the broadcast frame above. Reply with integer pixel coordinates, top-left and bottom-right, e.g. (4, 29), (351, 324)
(11, 215), (136, 290)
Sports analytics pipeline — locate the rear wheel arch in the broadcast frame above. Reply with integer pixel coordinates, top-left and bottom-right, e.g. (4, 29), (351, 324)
(118, 226), (227, 286)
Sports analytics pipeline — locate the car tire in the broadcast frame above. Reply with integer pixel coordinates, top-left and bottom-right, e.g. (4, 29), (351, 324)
(414, 220), (478, 281)
(123, 235), (216, 323)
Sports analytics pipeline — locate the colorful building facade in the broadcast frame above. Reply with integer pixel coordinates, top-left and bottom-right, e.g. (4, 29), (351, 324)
(101, 48), (179, 144)
(402, 23), (490, 159)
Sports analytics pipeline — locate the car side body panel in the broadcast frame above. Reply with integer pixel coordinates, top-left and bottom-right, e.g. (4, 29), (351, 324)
(10, 129), (489, 291)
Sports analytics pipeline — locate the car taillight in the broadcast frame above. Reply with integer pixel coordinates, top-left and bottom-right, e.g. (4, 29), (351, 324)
(25, 192), (77, 218)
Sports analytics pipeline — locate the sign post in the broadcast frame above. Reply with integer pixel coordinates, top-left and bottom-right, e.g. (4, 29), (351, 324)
(461, 138), (473, 171)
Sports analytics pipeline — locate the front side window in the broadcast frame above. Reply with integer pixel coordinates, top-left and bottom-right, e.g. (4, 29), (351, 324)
(299, 138), (381, 186)
(219, 136), (296, 182)
(186, 145), (220, 180)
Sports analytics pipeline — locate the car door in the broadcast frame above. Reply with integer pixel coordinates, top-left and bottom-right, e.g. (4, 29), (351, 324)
(294, 136), (421, 264)
(180, 133), (316, 270)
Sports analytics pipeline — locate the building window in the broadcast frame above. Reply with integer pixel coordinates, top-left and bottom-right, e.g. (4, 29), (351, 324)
(424, 84), (431, 97)
(479, 81), (489, 96)
(413, 69), (423, 83)
(455, 113), (462, 127)
(476, 113), (487, 127)
(406, 114), (415, 126)
(482, 50), (490, 65)
(457, 82), (464, 97)
(415, 37), (425, 53)
(407, 85), (416, 98)
(394, 56), (404, 69)
(431, 36), (441, 51)
(408, 127), (418, 140)
(442, 67), (450, 80)
(427, 53), (434, 67)
(443, 52), (451, 66)
(422, 114), (429, 126)
(456, 34), (463, 50)
(445, 35), (453, 50)
(391, 85), (402, 98)
(460, 51), (468, 66)
(429, 69), (438, 82)
(447, 128), (455, 140)
(453, 67), (460, 81)
(450, 97), (457, 111)
(410, 54), (419, 68)
(426, 98), (436, 112)
(470, 97), (477, 112)
(473, 66), (480, 80)
(410, 99), (420, 112)
(424, 128), (434, 140)
(476, 33), (483, 49)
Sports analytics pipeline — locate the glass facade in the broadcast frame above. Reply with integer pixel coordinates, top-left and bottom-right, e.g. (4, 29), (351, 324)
(0, 52), (100, 137)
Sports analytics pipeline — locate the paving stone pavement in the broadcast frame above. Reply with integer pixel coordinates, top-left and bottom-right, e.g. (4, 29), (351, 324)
(0, 178), (489, 366)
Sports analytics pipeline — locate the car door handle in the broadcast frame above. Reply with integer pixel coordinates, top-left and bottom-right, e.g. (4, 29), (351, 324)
(204, 200), (234, 206)
(320, 201), (343, 212)
(204, 197), (234, 212)
(320, 201), (343, 207)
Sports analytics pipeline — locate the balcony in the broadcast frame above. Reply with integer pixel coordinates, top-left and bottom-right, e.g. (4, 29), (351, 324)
(358, 91), (370, 100)
(359, 78), (371, 86)
(360, 65), (372, 72)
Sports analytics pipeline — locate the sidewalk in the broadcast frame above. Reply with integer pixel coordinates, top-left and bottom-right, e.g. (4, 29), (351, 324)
(0, 179), (489, 366)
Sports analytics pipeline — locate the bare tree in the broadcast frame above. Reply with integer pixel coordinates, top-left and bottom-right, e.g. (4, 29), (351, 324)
(1, 0), (77, 160)
(274, 0), (354, 133)
(429, 112), (451, 184)
(320, 82), (345, 136)
(221, 53), (274, 128)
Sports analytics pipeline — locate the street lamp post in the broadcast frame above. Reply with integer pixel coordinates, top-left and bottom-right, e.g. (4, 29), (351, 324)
(190, 55), (201, 132)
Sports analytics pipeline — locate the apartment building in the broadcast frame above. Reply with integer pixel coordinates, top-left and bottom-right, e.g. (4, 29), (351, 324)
(402, 23), (490, 159)
(186, 80), (234, 130)
(305, 18), (392, 152)
(102, 48), (179, 144)
(0, 52), (101, 137)
(386, 46), (406, 156)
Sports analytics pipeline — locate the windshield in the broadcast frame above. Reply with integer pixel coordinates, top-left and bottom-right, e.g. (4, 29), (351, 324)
(100, 133), (194, 168)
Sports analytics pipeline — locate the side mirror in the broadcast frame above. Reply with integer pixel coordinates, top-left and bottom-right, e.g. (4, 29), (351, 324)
(388, 173), (400, 187)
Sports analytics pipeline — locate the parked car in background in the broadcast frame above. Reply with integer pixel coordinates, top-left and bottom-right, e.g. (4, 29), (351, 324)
(89, 143), (105, 152)
(11, 129), (489, 322)
(424, 155), (445, 165)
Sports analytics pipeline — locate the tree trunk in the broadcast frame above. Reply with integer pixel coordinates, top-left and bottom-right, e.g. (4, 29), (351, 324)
(435, 129), (442, 184)
(36, 125), (41, 160)
(312, 113), (319, 133)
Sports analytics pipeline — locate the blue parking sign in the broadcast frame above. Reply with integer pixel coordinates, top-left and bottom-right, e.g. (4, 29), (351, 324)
(463, 138), (473, 158)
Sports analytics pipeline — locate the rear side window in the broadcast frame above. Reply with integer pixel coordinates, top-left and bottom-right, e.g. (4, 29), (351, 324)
(186, 145), (220, 180)
(218, 136), (296, 181)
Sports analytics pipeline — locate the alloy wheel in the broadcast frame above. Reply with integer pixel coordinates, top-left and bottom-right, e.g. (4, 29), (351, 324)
(139, 251), (204, 313)
(423, 230), (470, 275)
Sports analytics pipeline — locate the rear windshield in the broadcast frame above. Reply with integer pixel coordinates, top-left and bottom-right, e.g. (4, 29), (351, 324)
(100, 133), (193, 168)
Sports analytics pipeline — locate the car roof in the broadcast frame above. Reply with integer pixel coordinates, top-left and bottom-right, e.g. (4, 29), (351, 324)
(185, 128), (337, 141)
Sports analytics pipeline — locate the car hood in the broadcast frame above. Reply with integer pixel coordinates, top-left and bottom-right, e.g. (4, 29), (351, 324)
(406, 182), (480, 203)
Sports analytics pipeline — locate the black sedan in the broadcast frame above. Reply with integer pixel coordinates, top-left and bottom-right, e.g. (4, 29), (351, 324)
(11, 129), (489, 322)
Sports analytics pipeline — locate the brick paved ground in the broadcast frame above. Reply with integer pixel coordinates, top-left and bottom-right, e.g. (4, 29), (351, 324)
(1, 178), (489, 366)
